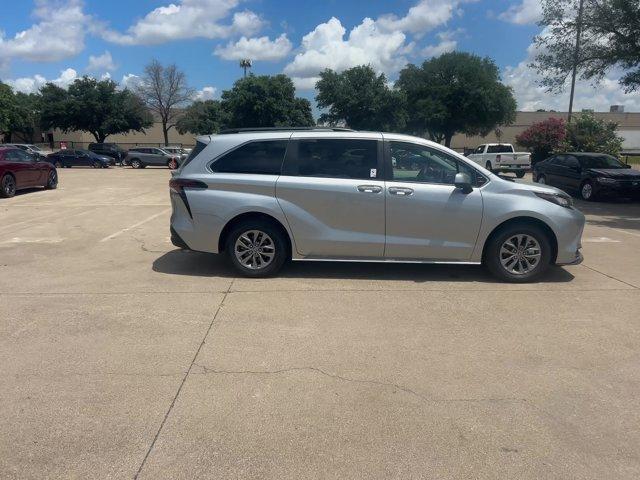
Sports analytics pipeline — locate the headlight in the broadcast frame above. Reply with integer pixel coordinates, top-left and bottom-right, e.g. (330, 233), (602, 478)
(535, 192), (573, 208)
(597, 177), (616, 184)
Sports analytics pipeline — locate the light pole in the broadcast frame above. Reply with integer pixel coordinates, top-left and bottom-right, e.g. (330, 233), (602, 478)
(568, 0), (585, 122)
(240, 59), (252, 78)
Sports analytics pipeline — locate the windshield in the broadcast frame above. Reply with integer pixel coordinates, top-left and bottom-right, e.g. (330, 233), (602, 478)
(29, 145), (43, 151)
(579, 155), (626, 169)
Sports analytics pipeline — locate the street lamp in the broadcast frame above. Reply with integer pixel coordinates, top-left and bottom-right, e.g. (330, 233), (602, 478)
(240, 59), (252, 78)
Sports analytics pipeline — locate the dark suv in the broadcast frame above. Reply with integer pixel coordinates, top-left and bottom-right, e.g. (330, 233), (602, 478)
(88, 143), (125, 164)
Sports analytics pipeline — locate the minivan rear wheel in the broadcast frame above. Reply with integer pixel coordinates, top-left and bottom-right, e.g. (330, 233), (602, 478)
(226, 220), (288, 277)
(485, 223), (551, 282)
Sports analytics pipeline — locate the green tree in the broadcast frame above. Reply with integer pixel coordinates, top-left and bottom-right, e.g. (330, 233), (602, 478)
(532, 0), (640, 92)
(136, 60), (195, 145)
(221, 74), (314, 128)
(10, 92), (42, 143)
(0, 82), (17, 136)
(397, 52), (516, 147)
(315, 66), (406, 131)
(40, 77), (152, 143)
(176, 100), (228, 135)
(561, 113), (624, 154)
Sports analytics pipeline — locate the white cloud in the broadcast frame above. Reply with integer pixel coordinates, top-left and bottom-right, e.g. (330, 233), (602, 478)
(214, 34), (292, 61)
(498, 0), (542, 25)
(283, 0), (467, 90)
(284, 17), (413, 90)
(0, 0), (89, 65)
(421, 30), (458, 57)
(86, 51), (117, 73)
(5, 68), (78, 94)
(377, 0), (461, 37)
(504, 36), (640, 112)
(101, 0), (263, 45)
(120, 74), (143, 90)
(193, 86), (218, 100)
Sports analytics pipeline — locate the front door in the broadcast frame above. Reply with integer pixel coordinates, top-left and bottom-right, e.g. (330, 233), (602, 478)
(384, 141), (484, 261)
(276, 136), (385, 258)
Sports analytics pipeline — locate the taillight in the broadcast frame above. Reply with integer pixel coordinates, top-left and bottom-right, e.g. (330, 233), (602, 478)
(169, 179), (207, 218)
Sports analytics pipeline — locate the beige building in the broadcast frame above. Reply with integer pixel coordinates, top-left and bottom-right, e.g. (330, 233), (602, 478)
(32, 109), (640, 153)
(451, 110), (640, 152)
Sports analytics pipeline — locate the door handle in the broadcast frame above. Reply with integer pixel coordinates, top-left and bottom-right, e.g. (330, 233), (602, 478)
(357, 185), (382, 193)
(388, 186), (414, 196)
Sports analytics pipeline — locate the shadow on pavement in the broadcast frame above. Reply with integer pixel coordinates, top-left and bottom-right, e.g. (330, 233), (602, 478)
(574, 198), (640, 232)
(153, 249), (575, 284)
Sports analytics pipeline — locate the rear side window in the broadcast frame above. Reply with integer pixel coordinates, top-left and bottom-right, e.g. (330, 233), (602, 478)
(283, 139), (378, 180)
(212, 140), (287, 175)
(487, 145), (513, 154)
(180, 140), (207, 171)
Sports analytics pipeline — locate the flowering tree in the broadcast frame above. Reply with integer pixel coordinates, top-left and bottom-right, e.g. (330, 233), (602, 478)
(516, 117), (566, 164)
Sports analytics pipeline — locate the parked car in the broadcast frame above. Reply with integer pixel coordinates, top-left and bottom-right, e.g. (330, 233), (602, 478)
(4, 143), (53, 159)
(163, 146), (190, 160)
(533, 152), (640, 201)
(467, 144), (531, 177)
(88, 143), (126, 164)
(124, 147), (181, 169)
(169, 128), (585, 282)
(47, 149), (113, 168)
(0, 147), (57, 198)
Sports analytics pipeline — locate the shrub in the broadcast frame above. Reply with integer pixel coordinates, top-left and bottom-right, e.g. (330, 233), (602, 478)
(515, 117), (566, 164)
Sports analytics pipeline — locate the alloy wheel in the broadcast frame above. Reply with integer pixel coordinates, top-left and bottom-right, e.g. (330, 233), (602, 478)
(537, 175), (546, 184)
(499, 234), (542, 275)
(234, 230), (276, 270)
(47, 171), (57, 188)
(2, 175), (16, 197)
(581, 182), (593, 200)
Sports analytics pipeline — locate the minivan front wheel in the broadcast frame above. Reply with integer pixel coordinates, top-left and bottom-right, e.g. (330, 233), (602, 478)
(485, 223), (551, 282)
(226, 221), (288, 277)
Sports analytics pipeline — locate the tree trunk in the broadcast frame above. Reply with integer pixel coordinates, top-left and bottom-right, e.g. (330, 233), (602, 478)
(162, 121), (169, 146)
(93, 132), (108, 143)
(444, 134), (453, 148)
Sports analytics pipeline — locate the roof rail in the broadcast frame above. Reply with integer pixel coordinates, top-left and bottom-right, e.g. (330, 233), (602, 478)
(217, 127), (355, 134)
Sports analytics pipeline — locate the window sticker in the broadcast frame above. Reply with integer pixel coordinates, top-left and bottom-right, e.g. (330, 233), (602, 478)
(370, 168), (377, 178)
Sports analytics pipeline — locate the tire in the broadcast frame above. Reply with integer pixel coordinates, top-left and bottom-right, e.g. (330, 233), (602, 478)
(168, 159), (178, 169)
(225, 220), (288, 277)
(1, 174), (16, 198)
(45, 170), (58, 190)
(580, 180), (595, 201)
(130, 159), (142, 169)
(484, 222), (552, 283)
(485, 161), (493, 172)
(537, 174), (546, 185)
(516, 171), (526, 178)
(54, 160), (63, 168)
(92, 161), (102, 169)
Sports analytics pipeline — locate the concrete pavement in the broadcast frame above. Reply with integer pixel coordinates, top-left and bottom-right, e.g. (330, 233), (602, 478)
(1, 168), (639, 479)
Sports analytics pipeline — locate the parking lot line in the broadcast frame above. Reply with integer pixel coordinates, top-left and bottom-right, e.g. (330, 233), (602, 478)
(99, 208), (170, 242)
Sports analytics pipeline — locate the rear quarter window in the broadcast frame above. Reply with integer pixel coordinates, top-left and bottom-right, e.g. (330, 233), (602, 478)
(211, 140), (288, 175)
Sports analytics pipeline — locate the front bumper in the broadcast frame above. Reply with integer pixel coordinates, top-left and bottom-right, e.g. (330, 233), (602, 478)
(596, 181), (640, 197)
(556, 249), (583, 266)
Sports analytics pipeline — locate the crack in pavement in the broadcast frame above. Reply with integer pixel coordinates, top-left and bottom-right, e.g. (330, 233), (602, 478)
(580, 263), (639, 289)
(191, 364), (528, 406)
(133, 277), (235, 480)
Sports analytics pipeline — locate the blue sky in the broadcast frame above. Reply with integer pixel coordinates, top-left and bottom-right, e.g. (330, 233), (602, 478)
(1, 0), (638, 111)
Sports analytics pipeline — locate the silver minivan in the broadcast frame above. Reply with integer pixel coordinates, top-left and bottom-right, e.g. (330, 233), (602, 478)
(169, 128), (585, 282)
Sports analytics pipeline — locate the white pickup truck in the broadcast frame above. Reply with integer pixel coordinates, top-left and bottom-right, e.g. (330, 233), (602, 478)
(466, 144), (531, 178)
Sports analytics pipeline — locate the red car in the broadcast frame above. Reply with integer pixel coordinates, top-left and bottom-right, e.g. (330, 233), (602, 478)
(0, 146), (58, 198)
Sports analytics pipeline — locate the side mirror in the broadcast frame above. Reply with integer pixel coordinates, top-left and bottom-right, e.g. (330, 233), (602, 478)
(454, 172), (473, 193)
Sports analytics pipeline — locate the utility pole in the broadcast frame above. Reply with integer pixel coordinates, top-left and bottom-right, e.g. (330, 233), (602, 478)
(568, 0), (585, 122)
(239, 59), (252, 78)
